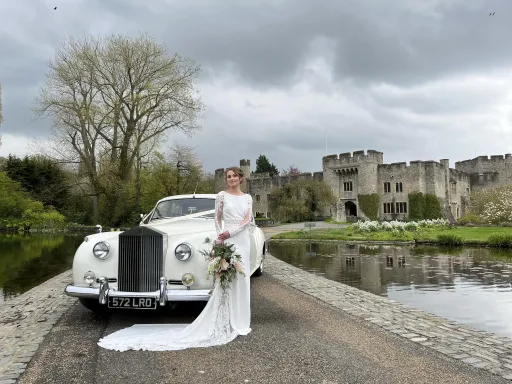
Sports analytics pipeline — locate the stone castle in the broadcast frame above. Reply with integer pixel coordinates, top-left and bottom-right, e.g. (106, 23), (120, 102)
(214, 150), (512, 222)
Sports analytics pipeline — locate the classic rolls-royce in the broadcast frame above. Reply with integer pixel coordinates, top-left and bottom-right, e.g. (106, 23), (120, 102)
(64, 194), (266, 312)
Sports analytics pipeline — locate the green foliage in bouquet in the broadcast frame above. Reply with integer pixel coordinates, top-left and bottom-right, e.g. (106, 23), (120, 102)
(199, 237), (246, 291)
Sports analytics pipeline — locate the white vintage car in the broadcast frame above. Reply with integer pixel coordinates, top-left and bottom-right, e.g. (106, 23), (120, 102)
(64, 193), (266, 312)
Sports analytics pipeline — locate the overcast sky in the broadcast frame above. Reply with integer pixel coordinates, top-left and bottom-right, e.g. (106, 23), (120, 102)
(1, 0), (512, 174)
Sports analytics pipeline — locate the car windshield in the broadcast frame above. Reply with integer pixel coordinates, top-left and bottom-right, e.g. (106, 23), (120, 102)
(151, 198), (215, 220)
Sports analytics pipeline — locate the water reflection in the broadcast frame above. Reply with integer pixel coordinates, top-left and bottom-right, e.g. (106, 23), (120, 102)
(0, 234), (84, 306)
(269, 242), (512, 337)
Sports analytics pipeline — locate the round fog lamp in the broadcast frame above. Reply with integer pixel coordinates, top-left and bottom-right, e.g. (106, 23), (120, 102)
(182, 273), (195, 287)
(84, 271), (96, 285)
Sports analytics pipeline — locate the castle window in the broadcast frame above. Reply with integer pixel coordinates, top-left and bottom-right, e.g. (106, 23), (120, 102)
(396, 202), (407, 214)
(395, 182), (403, 193)
(343, 181), (353, 192)
(451, 183), (456, 194)
(383, 202), (395, 214)
(384, 182), (391, 193)
(256, 195), (260, 202)
(267, 194), (271, 201)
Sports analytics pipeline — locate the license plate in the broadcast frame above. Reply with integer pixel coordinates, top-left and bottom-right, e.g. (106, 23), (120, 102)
(108, 296), (157, 309)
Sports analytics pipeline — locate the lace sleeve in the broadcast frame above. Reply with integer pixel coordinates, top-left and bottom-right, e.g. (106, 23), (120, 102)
(228, 194), (253, 238)
(215, 192), (224, 235)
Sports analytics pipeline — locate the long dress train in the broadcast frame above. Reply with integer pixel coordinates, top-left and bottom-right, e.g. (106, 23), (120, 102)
(97, 191), (252, 351)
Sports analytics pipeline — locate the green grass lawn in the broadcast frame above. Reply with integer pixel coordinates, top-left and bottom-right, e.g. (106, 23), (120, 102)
(272, 226), (512, 244)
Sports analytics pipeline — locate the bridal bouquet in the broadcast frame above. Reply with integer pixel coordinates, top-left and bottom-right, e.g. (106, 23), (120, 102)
(200, 237), (246, 291)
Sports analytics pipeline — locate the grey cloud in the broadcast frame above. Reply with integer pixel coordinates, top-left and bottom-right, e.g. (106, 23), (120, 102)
(0, 0), (510, 170)
(121, 0), (512, 88)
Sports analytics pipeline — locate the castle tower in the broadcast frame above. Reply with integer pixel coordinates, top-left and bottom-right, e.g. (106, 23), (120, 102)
(239, 159), (251, 193)
(214, 168), (225, 193)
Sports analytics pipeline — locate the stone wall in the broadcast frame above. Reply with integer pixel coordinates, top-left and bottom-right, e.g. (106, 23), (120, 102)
(213, 149), (509, 222)
(455, 154), (512, 191)
(248, 172), (324, 217)
(448, 168), (471, 219)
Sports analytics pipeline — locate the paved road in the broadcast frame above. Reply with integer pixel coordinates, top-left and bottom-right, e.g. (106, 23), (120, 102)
(19, 273), (508, 384)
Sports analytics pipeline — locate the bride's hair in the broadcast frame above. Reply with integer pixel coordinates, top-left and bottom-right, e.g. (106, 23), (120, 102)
(226, 166), (244, 183)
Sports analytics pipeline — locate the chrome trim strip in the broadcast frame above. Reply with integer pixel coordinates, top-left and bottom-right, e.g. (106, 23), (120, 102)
(64, 284), (211, 302)
(167, 290), (211, 301)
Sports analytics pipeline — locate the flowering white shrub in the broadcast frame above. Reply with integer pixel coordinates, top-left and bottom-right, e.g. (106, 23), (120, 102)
(352, 218), (449, 232)
(480, 188), (512, 224)
(469, 185), (512, 224)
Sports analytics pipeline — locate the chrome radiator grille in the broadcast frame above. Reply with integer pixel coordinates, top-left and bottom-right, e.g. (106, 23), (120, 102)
(118, 226), (164, 292)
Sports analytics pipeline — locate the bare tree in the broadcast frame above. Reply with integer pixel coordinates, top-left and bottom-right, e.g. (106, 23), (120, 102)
(33, 33), (204, 222)
(281, 164), (301, 176)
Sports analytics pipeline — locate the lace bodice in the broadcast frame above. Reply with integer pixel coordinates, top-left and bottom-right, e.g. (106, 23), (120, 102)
(215, 191), (253, 237)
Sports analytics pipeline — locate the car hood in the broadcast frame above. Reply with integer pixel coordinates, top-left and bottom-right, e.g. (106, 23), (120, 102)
(145, 218), (215, 236)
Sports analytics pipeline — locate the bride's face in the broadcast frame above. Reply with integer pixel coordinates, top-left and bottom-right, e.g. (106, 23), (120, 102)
(226, 170), (241, 187)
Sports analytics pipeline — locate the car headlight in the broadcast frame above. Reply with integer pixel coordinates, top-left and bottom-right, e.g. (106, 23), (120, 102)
(182, 273), (194, 287)
(175, 243), (192, 261)
(93, 241), (110, 260)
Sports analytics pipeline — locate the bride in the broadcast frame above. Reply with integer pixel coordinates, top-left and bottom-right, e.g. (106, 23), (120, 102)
(97, 166), (253, 351)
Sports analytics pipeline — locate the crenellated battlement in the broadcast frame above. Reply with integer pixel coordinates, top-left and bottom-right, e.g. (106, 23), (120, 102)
(249, 171), (319, 181)
(250, 172), (271, 179)
(377, 160), (446, 171)
(455, 153), (512, 169)
(323, 149), (383, 166)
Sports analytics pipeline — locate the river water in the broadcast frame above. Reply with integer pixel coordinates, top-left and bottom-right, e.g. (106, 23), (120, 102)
(0, 233), (84, 306)
(269, 241), (512, 338)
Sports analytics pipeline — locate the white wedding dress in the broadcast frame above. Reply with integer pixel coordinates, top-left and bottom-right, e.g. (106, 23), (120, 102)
(97, 191), (253, 351)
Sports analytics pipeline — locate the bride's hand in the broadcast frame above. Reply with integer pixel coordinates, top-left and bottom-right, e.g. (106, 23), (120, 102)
(217, 231), (230, 243)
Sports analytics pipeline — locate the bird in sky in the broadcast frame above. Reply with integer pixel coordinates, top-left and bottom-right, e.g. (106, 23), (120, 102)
(489, 12), (495, 16)
(54, 6), (57, 10)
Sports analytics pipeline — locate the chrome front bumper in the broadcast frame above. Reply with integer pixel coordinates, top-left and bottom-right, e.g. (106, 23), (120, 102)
(65, 277), (211, 305)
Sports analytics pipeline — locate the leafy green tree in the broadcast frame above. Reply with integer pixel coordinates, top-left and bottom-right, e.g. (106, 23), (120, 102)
(138, 144), (215, 216)
(268, 178), (335, 222)
(255, 154), (279, 177)
(0, 172), (65, 229)
(4, 155), (70, 211)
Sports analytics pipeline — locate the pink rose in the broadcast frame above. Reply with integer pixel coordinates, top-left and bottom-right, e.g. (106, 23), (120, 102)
(220, 259), (229, 270)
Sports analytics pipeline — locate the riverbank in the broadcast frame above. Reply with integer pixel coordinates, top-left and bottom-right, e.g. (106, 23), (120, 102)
(272, 226), (512, 248)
